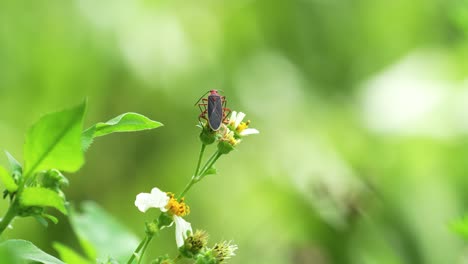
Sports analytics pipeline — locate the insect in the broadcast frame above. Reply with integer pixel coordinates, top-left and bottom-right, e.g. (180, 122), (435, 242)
(195, 90), (231, 131)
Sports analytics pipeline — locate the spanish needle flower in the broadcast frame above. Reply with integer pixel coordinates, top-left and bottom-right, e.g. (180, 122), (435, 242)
(212, 241), (238, 263)
(135, 187), (193, 248)
(228, 111), (259, 137)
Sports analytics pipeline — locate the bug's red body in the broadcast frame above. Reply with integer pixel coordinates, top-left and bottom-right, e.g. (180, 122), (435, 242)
(196, 90), (231, 131)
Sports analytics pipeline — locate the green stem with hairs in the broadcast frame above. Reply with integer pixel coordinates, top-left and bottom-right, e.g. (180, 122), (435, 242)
(137, 235), (153, 264)
(127, 235), (148, 264)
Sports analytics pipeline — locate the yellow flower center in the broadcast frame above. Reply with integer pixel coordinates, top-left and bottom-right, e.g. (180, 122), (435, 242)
(236, 120), (250, 133)
(165, 193), (190, 217)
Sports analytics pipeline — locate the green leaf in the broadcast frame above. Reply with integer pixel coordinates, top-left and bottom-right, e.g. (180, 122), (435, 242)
(20, 187), (67, 215)
(24, 101), (87, 175)
(0, 165), (18, 192)
(53, 242), (92, 264)
(5, 151), (22, 175)
(202, 167), (217, 177)
(82, 112), (163, 151)
(34, 215), (49, 227)
(70, 201), (139, 262)
(0, 239), (64, 264)
(43, 213), (59, 224)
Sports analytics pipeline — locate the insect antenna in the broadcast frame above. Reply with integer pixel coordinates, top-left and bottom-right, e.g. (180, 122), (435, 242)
(193, 90), (210, 106)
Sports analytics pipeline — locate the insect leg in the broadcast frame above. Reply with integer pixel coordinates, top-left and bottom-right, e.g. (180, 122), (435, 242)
(221, 97), (232, 123)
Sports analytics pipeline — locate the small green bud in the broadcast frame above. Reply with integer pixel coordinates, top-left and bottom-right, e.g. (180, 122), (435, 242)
(145, 220), (159, 236)
(179, 230), (209, 258)
(158, 213), (174, 229)
(42, 169), (69, 191)
(199, 125), (216, 145)
(217, 141), (234, 155)
(151, 255), (174, 264)
(194, 250), (217, 264)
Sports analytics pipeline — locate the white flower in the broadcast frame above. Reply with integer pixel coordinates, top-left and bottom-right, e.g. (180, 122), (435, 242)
(229, 111), (259, 136)
(174, 215), (192, 248)
(135, 187), (193, 248)
(135, 187), (169, 213)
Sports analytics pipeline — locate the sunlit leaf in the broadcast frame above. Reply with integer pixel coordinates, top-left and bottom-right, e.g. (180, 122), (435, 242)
(0, 165), (18, 192)
(53, 242), (92, 264)
(0, 239), (64, 264)
(20, 187), (67, 215)
(70, 201), (139, 262)
(24, 101), (87, 175)
(82, 112), (162, 151)
(5, 151), (22, 175)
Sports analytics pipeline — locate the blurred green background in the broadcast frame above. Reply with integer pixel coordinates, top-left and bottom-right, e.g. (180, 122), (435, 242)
(2, 0), (468, 263)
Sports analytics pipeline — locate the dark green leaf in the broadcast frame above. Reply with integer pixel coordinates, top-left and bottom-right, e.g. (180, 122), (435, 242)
(70, 201), (139, 262)
(20, 187), (67, 215)
(53, 242), (92, 264)
(0, 239), (64, 264)
(82, 112), (162, 151)
(0, 165), (18, 192)
(24, 101), (87, 175)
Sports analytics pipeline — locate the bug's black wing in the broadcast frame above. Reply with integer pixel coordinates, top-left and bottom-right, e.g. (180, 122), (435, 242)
(208, 95), (223, 131)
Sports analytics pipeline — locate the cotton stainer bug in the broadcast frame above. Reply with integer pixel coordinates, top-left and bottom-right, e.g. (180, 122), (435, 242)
(195, 90), (231, 131)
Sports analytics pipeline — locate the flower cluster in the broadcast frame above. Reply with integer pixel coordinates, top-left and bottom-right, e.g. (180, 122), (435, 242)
(132, 108), (256, 263)
(200, 111), (259, 154)
(135, 187), (192, 247)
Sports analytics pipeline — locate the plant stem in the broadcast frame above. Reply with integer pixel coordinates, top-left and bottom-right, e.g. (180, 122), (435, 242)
(127, 235), (148, 264)
(197, 151), (222, 182)
(0, 202), (17, 235)
(179, 150), (222, 199)
(194, 144), (206, 177)
(0, 174), (28, 236)
(197, 150), (219, 178)
(137, 235), (153, 264)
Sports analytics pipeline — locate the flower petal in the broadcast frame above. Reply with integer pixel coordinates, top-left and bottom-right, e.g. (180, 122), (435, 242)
(229, 111), (237, 124)
(234, 112), (245, 128)
(174, 215), (192, 248)
(240, 128), (259, 136)
(134, 187), (170, 213)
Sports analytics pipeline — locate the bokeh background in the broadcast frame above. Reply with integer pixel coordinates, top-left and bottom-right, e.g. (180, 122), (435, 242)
(2, 0), (468, 263)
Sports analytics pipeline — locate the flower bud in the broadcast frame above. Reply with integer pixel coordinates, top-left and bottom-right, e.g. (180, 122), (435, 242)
(212, 241), (237, 263)
(179, 230), (209, 258)
(42, 169), (69, 191)
(217, 141), (234, 155)
(194, 250), (217, 264)
(145, 220), (159, 236)
(199, 124), (216, 145)
(151, 255), (174, 264)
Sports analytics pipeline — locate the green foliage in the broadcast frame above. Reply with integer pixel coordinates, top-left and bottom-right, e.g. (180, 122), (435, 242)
(0, 239), (64, 264)
(5, 151), (22, 175)
(69, 201), (139, 263)
(53, 242), (92, 264)
(201, 167), (217, 177)
(20, 187), (67, 215)
(24, 101), (87, 175)
(0, 165), (18, 193)
(450, 216), (468, 240)
(82, 112), (163, 151)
